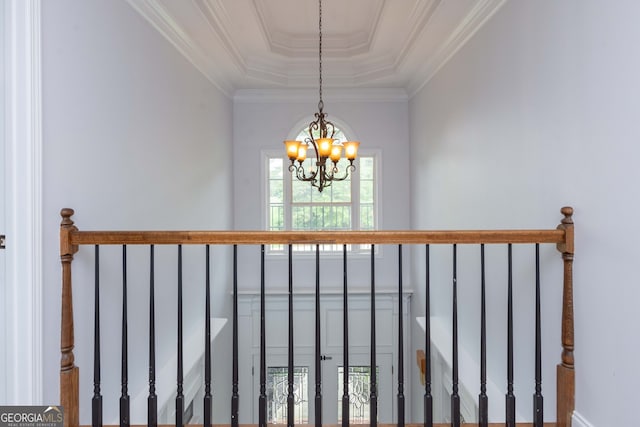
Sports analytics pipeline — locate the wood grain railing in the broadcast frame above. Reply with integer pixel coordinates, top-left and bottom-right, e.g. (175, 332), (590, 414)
(59, 207), (574, 427)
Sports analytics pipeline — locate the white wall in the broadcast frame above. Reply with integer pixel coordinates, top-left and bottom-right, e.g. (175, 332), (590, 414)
(409, 1), (640, 426)
(40, 0), (233, 423)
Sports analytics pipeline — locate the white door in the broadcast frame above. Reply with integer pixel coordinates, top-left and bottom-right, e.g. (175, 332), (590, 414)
(247, 292), (401, 424)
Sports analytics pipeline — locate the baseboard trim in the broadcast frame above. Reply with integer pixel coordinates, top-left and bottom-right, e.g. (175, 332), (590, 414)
(572, 411), (595, 427)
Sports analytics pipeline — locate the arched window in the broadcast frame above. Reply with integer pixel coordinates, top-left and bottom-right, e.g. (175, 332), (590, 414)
(266, 123), (378, 253)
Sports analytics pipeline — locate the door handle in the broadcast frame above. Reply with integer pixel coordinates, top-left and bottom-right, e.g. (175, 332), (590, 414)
(320, 355), (332, 361)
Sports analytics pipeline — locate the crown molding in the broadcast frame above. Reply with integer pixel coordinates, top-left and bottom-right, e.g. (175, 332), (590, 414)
(253, 0), (385, 58)
(393, 0), (441, 70)
(195, 0), (247, 72)
(124, 0), (234, 97)
(407, 0), (509, 98)
(126, 0), (508, 94)
(234, 87), (408, 103)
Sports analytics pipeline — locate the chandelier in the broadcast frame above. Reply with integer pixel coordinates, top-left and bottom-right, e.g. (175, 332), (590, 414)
(284, 0), (360, 193)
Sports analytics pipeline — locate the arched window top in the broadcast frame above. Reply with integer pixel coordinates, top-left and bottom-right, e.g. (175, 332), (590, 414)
(286, 114), (359, 143)
(295, 125), (347, 144)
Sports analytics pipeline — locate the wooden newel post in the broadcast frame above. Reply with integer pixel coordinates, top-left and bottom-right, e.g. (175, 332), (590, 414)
(556, 206), (575, 427)
(60, 208), (79, 427)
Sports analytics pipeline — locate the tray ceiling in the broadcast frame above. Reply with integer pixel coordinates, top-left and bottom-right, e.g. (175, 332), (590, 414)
(126, 0), (507, 97)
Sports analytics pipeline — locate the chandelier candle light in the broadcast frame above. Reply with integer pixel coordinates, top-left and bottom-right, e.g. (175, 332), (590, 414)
(284, 0), (360, 192)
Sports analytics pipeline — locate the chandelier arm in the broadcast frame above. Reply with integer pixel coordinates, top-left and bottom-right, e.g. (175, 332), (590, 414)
(304, 130), (320, 160)
(324, 163), (355, 182)
(291, 162), (318, 183)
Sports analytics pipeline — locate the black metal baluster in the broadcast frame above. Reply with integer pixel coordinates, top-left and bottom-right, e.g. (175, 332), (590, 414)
(176, 245), (184, 427)
(342, 244), (350, 427)
(315, 244), (322, 427)
(423, 244), (432, 427)
(506, 244), (516, 427)
(148, 245), (157, 427)
(287, 244), (294, 427)
(92, 245), (102, 427)
(259, 245), (267, 427)
(231, 245), (239, 427)
(204, 245), (212, 427)
(533, 244), (544, 427)
(397, 245), (405, 427)
(120, 245), (129, 427)
(451, 244), (460, 427)
(479, 244), (488, 427)
(370, 244), (378, 427)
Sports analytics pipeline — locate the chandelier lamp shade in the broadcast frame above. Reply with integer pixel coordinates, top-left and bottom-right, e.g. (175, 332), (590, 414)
(283, 0), (360, 192)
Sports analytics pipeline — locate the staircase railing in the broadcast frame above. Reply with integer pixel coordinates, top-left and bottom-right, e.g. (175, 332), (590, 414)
(59, 207), (574, 427)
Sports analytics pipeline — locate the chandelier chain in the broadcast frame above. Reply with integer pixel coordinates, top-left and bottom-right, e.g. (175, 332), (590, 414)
(318, 0), (323, 112)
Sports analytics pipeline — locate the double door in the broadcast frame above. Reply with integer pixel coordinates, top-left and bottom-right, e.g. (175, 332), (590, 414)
(253, 351), (393, 424)
(244, 292), (404, 424)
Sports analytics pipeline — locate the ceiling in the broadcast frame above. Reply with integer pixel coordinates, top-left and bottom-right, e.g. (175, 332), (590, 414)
(125, 0), (507, 98)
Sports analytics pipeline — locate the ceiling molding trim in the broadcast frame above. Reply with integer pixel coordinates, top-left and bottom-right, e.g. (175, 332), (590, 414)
(195, 0), (247, 73)
(392, 0), (441, 69)
(124, 0), (234, 97)
(407, 0), (509, 98)
(252, 0), (276, 55)
(234, 88), (408, 104)
(253, 0), (385, 58)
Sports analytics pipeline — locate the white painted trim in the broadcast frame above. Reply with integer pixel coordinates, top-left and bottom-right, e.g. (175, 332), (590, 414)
(234, 88), (409, 104)
(572, 411), (595, 427)
(408, 0), (509, 98)
(3, 0), (43, 404)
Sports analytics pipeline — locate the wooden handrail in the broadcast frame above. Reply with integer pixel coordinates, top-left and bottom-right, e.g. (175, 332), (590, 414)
(67, 229), (566, 246)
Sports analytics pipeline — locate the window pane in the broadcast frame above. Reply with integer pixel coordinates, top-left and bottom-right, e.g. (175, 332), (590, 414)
(271, 179), (283, 204)
(270, 205), (284, 230)
(292, 169), (313, 203)
(359, 157), (374, 180)
(267, 367), (309, 424)
(292, 205), (311, 230)
(270, 158), (284, 179)
(360, 179), (373, 204)
(269, 157), (285, 239)
(360, 204), (374, 230)
(331, 177), (351, 203)
(311, 181), (332, 203)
